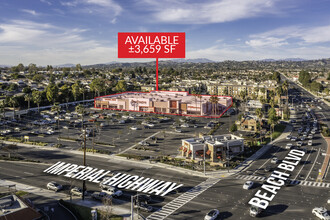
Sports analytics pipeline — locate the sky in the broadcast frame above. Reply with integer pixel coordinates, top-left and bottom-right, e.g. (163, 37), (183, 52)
(1, 0), (330, 66)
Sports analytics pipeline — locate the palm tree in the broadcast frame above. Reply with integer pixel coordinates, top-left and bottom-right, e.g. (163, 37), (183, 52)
(24, 93), (32, 110)
(51, 104), (61, 130)
(209, 95), (219, 116)
(8, 97), (18, 119)
(32, 91), (42, 112)
(76, 104), (85, 127)
(255, 108), (263, 122)
(282, 80), (289, 106)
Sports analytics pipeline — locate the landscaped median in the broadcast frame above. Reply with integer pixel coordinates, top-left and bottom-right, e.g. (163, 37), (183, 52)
(0, 136), (48, 146)
(59, 199), (123, 220)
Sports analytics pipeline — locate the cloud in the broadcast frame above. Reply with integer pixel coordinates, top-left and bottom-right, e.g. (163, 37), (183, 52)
(61, 0), (122, 16)
(20, 9), (39, 16)
(40, 0), (52, 5)
(0, 20), (117, 65)
(186, 44), (330, 61)
(136, 0), (281, 24)
(246, 25), (330, 47)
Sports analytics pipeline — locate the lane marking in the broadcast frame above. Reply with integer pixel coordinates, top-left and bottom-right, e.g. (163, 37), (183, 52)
(305, 148), (321, 181)
(294, 147), (313, 180)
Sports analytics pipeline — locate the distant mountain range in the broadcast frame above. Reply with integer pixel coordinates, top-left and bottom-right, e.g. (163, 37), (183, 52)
(54, 63), (76, 68)
(0, 58), (322, 68)
(261, 58), (306, 62)
(168, 58), (215, 63)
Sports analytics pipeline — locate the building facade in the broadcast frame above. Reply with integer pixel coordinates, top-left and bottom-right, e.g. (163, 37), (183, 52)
(94, 91), (232, 118)
(181, 134), (244, 164)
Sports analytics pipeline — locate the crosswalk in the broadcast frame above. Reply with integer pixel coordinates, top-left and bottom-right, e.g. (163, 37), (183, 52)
(234, 174), (330, 188)
(146, 178), (220, 220)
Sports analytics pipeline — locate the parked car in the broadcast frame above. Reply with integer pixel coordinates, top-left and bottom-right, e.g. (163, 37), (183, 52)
(139, 141), (150, 146)
(174, 128), (182, 133)
(101, 186), (123, 197)
(47, 181), (62, 192)
(312, 207), (330, 220)
(308, 140), (313, 146)
(243, 181), (254, 190)
(130, 126), (139, 130)
(204, 209), (220, 220)
(70, 187), (86, 197)
(297, 141), (303, 147)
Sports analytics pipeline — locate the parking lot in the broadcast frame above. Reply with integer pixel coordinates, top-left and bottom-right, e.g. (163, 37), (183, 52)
(0, 102), (239, 159)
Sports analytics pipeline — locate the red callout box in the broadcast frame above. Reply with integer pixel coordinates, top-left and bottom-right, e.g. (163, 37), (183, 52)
(118, 32), (185, 58)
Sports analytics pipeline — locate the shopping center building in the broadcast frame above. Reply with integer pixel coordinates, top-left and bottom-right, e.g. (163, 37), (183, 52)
(94, 91), (232, 118)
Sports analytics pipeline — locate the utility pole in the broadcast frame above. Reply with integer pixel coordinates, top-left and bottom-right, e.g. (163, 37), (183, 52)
(203, 144), (206, 175)
(82, 125), (86, 200)
(92, 127), (95, 154)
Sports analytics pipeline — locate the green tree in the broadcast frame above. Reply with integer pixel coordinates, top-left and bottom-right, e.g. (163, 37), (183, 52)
(17, 63), (25, 72)
(209, 95), (219, 116)
(46, 84), (59, 104)
(90, 78), (106, 96)
(8, 97), (18, 119)
(51, 104), (61, 130)
(230, 123), (237, 132)
(298, 70), (311, 86)
(24, 94), (32, 110)
(268, 107), (278, 140)
(28, 63), (37, 74)
(76, 64), (82, 71)
(32, 74), (45, 83)
(0, 100), (6, 120)
(71, 82), (82, 101)
(115, 80), (127, 93)
(32, 90), (42, 112)
(255, 108), (263, 122)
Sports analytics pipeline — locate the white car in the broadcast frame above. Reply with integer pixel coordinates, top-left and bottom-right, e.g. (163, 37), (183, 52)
(175, 128), (182, 133)
(286, 135), (292, 140)
(271, 157), (279, 164)
(47, 181), (63, 192)
(181, 123), (189, 128)
(308, 140), (313, 146)
(312, 207), (330, 220)
(285, 143), (293, 149)
(204, 209), (220, 220)
(243, 181), (254, 190)
(102, 186), (123, 197)
(70, 187), (86, 197)
(130, 126), (139, 130)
